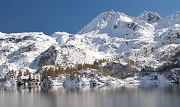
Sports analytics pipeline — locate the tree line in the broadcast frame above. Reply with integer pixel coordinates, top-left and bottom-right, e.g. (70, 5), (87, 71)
(41, 58), (109, 79)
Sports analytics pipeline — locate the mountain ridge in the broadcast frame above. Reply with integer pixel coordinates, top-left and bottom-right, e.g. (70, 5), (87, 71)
(0, 11), (179, 77)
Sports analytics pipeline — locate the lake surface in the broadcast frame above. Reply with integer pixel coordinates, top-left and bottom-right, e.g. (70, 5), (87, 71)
(0, 85), (180, 107)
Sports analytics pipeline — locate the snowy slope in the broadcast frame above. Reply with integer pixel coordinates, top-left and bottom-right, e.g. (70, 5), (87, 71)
(78, 10), (180, 70)
(0, 10), (180, 77)
(0, 32), (56, 75)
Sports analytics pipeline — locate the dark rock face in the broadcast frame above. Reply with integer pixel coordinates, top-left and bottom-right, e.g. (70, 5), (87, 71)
(38, 46), (57, 66)
(156, 47), (180, 72)
(139, 11), (161, 23)
(147, 12), (161, 22)
(103, 61), (139, 79)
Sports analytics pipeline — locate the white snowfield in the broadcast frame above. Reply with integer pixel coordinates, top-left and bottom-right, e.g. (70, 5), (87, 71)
(0, 11), (179, 87)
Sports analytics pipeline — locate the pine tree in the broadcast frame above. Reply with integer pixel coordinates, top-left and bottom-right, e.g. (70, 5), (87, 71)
(48, 67), (55, 79)
(18, 70), (22, 77)
(121, 72), (125, 79)
(128, 59), (135, 65)
(3, 75), (7, 81)
(103, 68), (109, 77)
(92, 60), (99, 69)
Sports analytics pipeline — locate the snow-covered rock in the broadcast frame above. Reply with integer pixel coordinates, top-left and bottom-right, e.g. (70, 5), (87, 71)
(138, 11), (162, 23)
(0, 11), (179, 85)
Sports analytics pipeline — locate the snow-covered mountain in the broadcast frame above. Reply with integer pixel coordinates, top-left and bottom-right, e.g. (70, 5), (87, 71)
(0, 11), (179, 77)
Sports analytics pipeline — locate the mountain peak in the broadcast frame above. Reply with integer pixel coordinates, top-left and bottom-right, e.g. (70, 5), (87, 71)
(51, 32), (71, 43)
(165, 11), (180, 21)
(78, 10), (132, 36)
(139, 11), (162, 23)
(106, 10), (116, 15)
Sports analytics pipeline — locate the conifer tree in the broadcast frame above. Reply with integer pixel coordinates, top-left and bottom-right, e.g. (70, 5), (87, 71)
(103, 68), (109, 77)
(18, 70), (22, 77)
(3, 75), (7, 81)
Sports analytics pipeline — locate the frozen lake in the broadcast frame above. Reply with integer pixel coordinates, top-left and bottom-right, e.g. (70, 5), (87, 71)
(0, 85), (180, 107)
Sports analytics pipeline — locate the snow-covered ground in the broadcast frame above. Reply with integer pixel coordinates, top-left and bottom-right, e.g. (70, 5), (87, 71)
(0, 11), (179, 88)
(38, 69), (174, 89)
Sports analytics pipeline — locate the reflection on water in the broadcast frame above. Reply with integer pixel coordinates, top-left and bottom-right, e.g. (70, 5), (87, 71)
(0, 85), (180, 107)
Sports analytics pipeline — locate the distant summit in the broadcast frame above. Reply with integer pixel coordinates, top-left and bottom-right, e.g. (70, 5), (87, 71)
(138, 11), (162, 23)
(78, 11), (179, 37)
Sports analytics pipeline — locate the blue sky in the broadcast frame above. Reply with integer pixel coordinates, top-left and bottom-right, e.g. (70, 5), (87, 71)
(0, 0), (179, 35)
